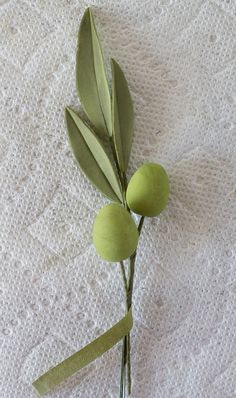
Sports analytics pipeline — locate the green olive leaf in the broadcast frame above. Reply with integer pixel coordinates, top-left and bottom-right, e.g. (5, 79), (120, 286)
(32, 309), (133, 396)
(65, 107), (123, 203)
(111, 58), (134, 172)
(76, 8), (112, 137)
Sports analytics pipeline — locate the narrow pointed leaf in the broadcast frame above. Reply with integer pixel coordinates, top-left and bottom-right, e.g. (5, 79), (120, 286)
(76, 8), (112, 136)
(111, 59), (134, 172)
(65, 107), (123, 202)
(33, 310), (133, 396)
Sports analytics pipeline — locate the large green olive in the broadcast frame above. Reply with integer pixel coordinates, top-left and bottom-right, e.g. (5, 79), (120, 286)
(126, 163), (169, 217)
(92, 203), (139, 262)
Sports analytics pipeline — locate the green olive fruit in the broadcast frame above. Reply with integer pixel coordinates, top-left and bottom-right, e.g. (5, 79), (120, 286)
(126, 163), (169, 217)
(92, 203), (139, 262)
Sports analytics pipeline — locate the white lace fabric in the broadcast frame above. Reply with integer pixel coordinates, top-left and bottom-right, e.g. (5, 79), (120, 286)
(0, 1), (235, 397)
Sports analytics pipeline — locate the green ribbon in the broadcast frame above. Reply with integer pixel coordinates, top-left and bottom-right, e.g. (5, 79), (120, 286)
(32, 309), (132, 396)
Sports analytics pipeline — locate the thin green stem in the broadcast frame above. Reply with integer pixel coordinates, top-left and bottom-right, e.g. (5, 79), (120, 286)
(122, 171), (127, 188)
(119, 261), (128, 398)
(127, 217), (144, 308)
(109, 137), (120, 176)
(138, 216), (145, 234)
(120, 261), (128, 294)
(121, 171), (130, 212)
(110, 137), (124, 183)
(125, 216), (145, 395)
(109, 136), (129, 208)
(117, 162), (145, 397)
(126, 333), (131, 395)
(120, 259), (130, 396)
(120, 335), (127, 398)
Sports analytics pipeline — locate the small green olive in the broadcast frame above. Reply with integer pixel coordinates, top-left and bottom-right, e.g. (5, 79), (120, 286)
(126, 163), (169, 217)
(93, 203), (139, 262)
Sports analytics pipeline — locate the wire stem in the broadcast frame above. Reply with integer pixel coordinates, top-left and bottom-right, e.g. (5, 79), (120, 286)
(119, 261), (128, 397)
(117, 159), (145, 397)
(125, 216), (145, 395)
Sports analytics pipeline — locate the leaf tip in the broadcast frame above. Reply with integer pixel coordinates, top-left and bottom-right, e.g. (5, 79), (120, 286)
(110, 58), (118, 70)
(79, 7), (92, 33)
(65, 106), (73, 118)
(84, 6), (93, 21)
(84, 6), (91, 16)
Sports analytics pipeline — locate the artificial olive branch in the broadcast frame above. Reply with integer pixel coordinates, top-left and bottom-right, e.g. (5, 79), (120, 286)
(32, 8), (169, 397)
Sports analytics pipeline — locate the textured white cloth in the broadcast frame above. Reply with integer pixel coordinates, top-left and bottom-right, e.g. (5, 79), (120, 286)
(0, 1), (236, 397)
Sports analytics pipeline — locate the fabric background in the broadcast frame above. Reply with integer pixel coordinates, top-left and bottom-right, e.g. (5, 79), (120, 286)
(0, 1), (235, 397)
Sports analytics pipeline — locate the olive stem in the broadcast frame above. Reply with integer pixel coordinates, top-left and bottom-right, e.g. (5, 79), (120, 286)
(125, 216), (145, 395)
(110, 133), (129, 398)
(109, 137), (126, 206)
(120, 173), (130, 396)
(138, 216), (145, 234)
(119, 261), (128, 398)
(126, 334), (131, 396)
(118, 168), (145, 398)
(120, 335), (127, 398)
(120, 261), (128, 293)
(127, 216), (145, 307)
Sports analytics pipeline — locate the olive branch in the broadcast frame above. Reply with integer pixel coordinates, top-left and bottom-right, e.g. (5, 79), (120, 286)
(32, 8), (169, 397)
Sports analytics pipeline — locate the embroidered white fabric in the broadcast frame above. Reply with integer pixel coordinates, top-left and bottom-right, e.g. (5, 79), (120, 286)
(0, 1), (235, 397)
